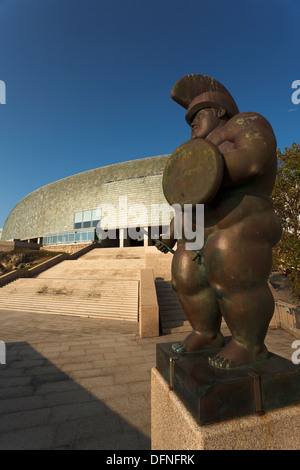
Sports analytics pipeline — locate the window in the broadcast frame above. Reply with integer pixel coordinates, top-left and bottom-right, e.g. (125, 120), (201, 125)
(92, 208), (101, 226)
(83, 210), (92, 228)
(87, 231), (94, 241)
(74, 212), (83, 229)
(74, 209), (101, 229)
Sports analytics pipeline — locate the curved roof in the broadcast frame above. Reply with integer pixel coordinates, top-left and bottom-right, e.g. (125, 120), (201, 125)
(2, 155), (170, 241)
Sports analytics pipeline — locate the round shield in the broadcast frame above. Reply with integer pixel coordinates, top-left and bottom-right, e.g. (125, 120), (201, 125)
(162, 139), (224, 207)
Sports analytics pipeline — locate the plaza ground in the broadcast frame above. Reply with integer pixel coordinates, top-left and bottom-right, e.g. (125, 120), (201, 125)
(0, 308), (296, 450)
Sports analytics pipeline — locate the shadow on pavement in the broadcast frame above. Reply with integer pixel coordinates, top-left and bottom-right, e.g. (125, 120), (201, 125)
(0, 342), (150, 450)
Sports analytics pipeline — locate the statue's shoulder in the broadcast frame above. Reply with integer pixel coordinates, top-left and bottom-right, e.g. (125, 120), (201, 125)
(229, 111), (271, 127)
(224, 111), (276, 144)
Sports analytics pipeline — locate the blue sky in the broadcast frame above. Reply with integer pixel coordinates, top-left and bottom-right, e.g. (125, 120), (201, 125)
(0, 0), (299, 228)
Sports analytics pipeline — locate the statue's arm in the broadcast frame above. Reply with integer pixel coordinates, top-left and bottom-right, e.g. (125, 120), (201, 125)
(220, 114), (277, 188)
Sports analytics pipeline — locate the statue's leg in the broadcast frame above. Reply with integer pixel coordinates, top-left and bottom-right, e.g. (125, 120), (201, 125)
(205, 227), (274, 369)
(170, 244), (224, 353)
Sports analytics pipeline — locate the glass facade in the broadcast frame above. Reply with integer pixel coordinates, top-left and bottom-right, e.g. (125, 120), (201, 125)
(43, 230), (95, 246)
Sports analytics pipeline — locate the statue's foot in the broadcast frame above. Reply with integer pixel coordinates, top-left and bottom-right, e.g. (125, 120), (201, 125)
(208, 339), (269, 370)
(172, 331), (224, 355)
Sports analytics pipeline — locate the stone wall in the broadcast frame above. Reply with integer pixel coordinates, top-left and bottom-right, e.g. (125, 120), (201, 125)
(2, 155), (171, 242)
(0, 241), (40, 252)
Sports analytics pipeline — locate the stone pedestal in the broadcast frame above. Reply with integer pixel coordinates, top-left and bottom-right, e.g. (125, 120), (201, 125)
(151, 367), (300, 450)
(156, 341), (300, 424)
(152, 340), (300, 450)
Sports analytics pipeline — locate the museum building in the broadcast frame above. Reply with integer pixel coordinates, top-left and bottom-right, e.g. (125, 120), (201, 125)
(1, 155), (174, 248)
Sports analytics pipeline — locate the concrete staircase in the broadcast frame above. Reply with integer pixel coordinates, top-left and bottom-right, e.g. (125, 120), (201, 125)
(0, 247), (144, 321)
(0, 246), (192, 331)
(155, 280), (192, 334)
(0, 278), (138, 320)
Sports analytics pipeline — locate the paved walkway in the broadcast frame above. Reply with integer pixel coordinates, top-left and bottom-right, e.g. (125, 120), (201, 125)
(0, 309), (296, 450)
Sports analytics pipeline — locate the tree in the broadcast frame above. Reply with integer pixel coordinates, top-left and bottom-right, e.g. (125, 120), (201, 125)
(272, 143), (300, 237)
(271, 143), (300, 298)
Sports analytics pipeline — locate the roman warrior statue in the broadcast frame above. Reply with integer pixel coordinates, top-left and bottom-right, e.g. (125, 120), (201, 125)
(156, 74), (281, 369)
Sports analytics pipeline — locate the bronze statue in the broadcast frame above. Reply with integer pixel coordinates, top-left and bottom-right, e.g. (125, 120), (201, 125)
(156, 74), (282, 369)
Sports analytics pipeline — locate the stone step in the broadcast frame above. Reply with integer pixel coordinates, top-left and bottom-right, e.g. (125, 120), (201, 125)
(0, 278), (138, 291)
(164, 324), (193, 334)
(157, 301), (185, 309)
(0, 296), (138, 307)
(0, 298), (138, 320)
(1, 302), (138, 319)
(0, 305), (137, 321)
(0, 289), (139, 305)
(155, 280), (191, 334)
(51, 259), (147, 266)
(81, 247), (148, 260)
(0, 276), (139, 321)
(0, 287), (138, 300)
(0, 281), (138, 289)
(37, 266), (142, 280)
(159, 311), (187, 319)
(160, 318), (190, 327)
